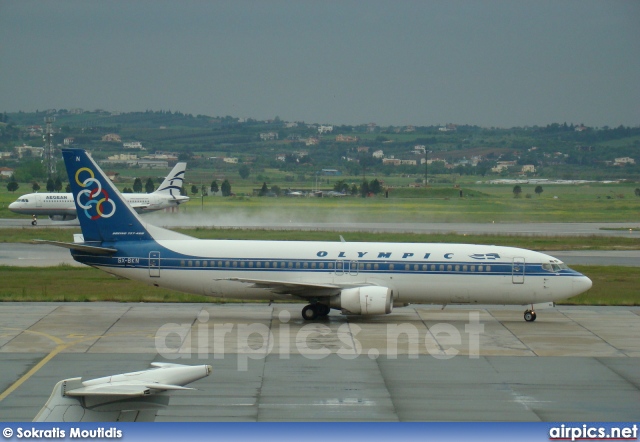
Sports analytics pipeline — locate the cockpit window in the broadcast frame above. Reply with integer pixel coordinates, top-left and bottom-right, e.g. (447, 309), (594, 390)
(543, 261), (569, 272)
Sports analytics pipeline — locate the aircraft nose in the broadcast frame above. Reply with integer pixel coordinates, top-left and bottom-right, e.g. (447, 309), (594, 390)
(573, 275), (592, 296)
(8, 201), (18, 209)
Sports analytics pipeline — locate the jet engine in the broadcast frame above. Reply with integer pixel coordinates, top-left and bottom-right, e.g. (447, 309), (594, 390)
(330, 286), (393, 315)
(49, 214), (77, 221)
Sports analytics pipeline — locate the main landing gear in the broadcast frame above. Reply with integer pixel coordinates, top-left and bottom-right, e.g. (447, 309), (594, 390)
(301, 303), (330, 320)
(524, 308), (537, 322)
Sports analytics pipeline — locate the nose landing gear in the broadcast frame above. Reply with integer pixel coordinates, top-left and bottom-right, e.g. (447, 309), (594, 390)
(524, 309), (537, 322)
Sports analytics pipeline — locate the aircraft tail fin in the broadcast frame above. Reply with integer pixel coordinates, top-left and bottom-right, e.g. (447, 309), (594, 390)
(62, 149), (190, 243)
(154, 162), (186, 197)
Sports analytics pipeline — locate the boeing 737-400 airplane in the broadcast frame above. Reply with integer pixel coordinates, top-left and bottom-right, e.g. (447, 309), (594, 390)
(9, 162), (189, 223)
(40, 148), (592, 322)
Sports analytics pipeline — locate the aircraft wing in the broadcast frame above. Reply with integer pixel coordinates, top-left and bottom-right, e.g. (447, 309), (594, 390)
(65, 382), (194, 397)
(218, 277), (370, 297)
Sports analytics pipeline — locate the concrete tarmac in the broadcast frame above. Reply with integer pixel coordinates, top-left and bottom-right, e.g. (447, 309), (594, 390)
(0, 303), (639, 421)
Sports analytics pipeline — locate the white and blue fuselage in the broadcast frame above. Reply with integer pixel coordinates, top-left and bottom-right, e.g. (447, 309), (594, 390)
(53, 148), (592, 322)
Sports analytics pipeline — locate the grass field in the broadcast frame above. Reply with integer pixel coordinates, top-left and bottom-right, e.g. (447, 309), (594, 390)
(2, 179), (640, 223)
(0, 264), (636, 306)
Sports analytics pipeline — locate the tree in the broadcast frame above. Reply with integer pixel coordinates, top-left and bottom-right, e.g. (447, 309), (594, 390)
(7, 180), (19, 193)
(221, 179), (232, 197)
(535, 185), (544, 197)
(238, 165), (250, 179)
(635, 188), (640, 197)
(513, 185), (522, 198)
(65, 183), (71, 192)
(259, 182), (268, 196)
(210, 180), (219, 193)
(333, 180), (349, 193)
(145, 178), (155, 193)
(46, 178), (55, 192)
(133, 177), (143, 193)
(32, 181), (40, 192)
(54, 177), (62, 192)
(271, 185), (281, 196)
(369, 178), (382, 195)
(191, 184), (198, 195)
(360, 180), (370, 197)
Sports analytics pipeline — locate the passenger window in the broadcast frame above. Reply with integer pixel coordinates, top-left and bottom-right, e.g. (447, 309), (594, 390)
(405, 264), (410, 271)
(471, 265), (475, 272)
(439, 265), (444, 271)
(328, 263), (334, 269)
(486, 265), (491, 272)
(455, 265), (460, 272)
(232, 261), (237, 267)
(180, 260), (185, 267)
(195, 261), (200, 267)
(389, 264), (395, 270)
(478, 265), (483, 272)
(240, 261), (245, 267)
(447, 265), (452, 272)
(319, 262), (324, 269)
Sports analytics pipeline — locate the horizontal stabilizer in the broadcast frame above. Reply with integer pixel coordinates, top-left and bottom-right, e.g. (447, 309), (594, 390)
(33, 239), (117, 255)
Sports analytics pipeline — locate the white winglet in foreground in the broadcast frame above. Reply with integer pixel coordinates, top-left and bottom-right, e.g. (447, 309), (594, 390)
(34, 363), (212, 422)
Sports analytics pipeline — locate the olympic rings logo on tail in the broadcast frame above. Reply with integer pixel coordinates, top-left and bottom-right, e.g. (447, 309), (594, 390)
(75, 167), (116, 219)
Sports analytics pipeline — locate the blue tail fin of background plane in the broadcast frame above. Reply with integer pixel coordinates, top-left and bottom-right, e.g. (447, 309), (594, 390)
(62, 148), (153, 243)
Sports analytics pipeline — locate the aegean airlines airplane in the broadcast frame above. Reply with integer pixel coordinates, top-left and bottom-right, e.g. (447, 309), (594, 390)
(41, 148), (592, 322)
(9, 162), (189, 223)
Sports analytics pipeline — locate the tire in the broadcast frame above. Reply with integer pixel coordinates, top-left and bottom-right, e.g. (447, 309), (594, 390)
(524, 310), (535, 322)
(302, 304), (318, 320)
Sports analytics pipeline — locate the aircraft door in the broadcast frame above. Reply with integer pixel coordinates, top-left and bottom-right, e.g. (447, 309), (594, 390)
(35, 194), (43, 207)
(512, 257), (525, 284)
(149, 251), (160, 277)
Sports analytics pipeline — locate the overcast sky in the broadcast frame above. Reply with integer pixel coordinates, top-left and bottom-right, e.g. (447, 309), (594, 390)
(1, 0), (638, 128)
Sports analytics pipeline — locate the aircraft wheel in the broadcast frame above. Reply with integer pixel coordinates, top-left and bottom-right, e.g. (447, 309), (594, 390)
(302, 304), (319, 320)
(317, 304), (330, 317)
(31, 220), (37, 226)
(524, 310), (536, 322)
